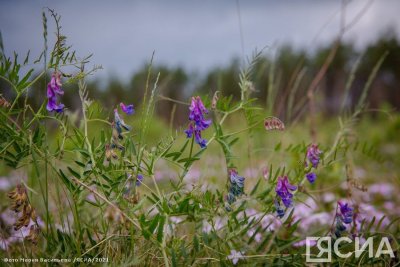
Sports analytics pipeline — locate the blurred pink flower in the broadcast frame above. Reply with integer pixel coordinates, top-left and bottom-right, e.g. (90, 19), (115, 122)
(243, 168), (258, 178)
(0, 177), (12, 191)
(293, 197), (318, 219)
(247, 229), (262, 243)
(262, 166), (269, 180)
(293, 238), (317, 247)
(261, 214), (282, 231)
(369, 183), (394, 197)
(298, 212), (333, 232)
(358, 203), (390, 228)
(0, 237), (11, 251)
(227, 250), (244, 265)
(322, 193), (335, 203)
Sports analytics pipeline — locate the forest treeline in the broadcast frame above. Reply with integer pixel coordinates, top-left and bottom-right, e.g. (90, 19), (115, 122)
(2, 33), (400, 125)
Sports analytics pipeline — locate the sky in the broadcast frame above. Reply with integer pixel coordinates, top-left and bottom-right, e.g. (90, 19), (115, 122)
(1, 0), (400, 81)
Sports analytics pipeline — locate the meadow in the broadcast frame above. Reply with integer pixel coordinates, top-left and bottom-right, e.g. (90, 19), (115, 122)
(0, 9), (399, 266)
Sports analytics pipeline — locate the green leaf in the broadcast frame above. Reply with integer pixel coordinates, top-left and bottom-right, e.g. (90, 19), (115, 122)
(59, 169), (77, 192)
(274, 141), (282, 151)
(250, 178), (262, 196)
(74, 161), (86, 167)
(67, 166), (81, 179)
(157, 215), (165, 242)
(17, 68), (34, 90)
(165, 152), (181, 159)
(177, 157), (200, 163)
(193, 234), (199, 252)
(148, 214), (160, 234)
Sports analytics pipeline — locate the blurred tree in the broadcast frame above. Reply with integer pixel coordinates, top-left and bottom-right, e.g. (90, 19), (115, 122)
(357, 31), (400, 112)
(198, 58), (241, 99)
(7, 33), (400, 124)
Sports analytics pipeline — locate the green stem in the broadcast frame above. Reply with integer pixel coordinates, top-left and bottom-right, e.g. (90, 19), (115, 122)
(188, 134), (195, 161)
(78, 78), (96, 167)
(161, 214), (170, 267)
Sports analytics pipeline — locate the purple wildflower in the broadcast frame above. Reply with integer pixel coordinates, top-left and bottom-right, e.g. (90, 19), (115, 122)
(275, 176), (297, 208)
(114, 109), (131, 136)
(136, 174), (144, 186)
(333, 201), (353, 238)
(120, 102), (134, 115)
(306, 172), (317, 184)
(227, 250), (244, 265)
(293, 239), (317, 247)
(338, 201), (353, 224)
(229, 169), (245, 188)
(274, 199), (285, 218)
(225, 169), (246, 210)
(46, 72), (64, 112)
(306, 144), (322, 168)
(185, 96), (211, 148)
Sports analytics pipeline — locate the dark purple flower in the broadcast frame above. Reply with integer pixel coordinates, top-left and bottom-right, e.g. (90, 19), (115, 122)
(184, 123), (193, 138)
(120, 102), (134, 115)
(338, 201), (353, 224)
(274, 199), (285, 218)
(334, 217), (347, 238)
(46, 72), (64, 113)
(275, 176), (297, 208)
(306, 144), (322, 168)
(136, 174), (144, 186)
(306, 172), (317, 184)
(189, 96), (209, 125)
(114, 109), (131, 135)
(229, 169), (245, 188)
(225, 169), (246, 208)
(185, 96), (211, 148)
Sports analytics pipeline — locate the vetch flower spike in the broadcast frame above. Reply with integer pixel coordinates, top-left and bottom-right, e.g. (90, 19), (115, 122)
(46, 72), (65, 113)
(275, 176), (297, 208)
(306, 144), (322, 168)
(306, 172), (317, 184)
(338, 201), (353, 224)
(225, 169), (246, 210)
(334, 216), (347, 238)
(136, 174), (144, 186)
(185, 96), (211, 148)
(114, 108), (131, 139)
(111, 109), (132, 151)
(120, 102), (134, 115)
(274, 199), (285, 218)
(333, 201), (353, 238)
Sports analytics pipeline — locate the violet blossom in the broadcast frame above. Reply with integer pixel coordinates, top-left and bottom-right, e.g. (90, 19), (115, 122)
(275, 176), (297, 208)
(306, 172), (317, 184)
(46, 72), (64, 113)
(274, 199), (285, 218)
(338, 201), (353, 224)
(227, 250), (244, 265)
(120, 102), (134, 115)
(226, 169), (245, 208)
(334, 201), (353, 238)
(184, 96), (211, 148)
(305, 144), (322, 184)
(306, 144), (322, 168)
(136, 174), (144, 186)
(114, 109), (131, 139)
